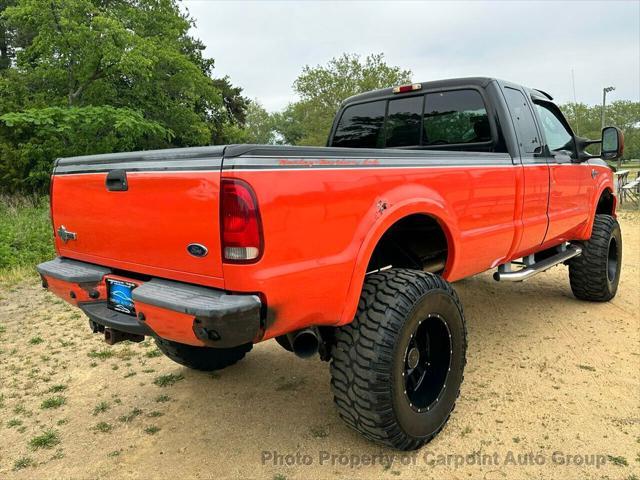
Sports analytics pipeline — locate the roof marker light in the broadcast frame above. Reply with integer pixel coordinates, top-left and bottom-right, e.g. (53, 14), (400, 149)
(392, 83), (422, 94)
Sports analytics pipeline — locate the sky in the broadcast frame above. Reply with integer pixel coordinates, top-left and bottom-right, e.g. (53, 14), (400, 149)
(183, 0), (640, 112)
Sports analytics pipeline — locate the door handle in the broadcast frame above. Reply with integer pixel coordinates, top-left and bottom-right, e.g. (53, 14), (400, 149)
(105, 169), (128, 191)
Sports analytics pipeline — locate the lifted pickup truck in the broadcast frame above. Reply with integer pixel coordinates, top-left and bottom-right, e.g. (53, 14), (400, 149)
(38, 77), (624, 450)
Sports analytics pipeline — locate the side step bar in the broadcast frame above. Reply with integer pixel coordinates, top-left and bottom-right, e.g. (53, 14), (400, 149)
(493, 244), (582, 282)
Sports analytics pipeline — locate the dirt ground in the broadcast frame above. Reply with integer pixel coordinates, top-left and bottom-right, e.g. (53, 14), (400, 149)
(0, 212), (638, 480)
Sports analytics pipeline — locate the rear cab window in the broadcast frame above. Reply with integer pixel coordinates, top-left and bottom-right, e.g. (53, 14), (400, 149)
(502, 87), (541, 156)
(331, 88), (493, 150)
(423, 90), (491, 146)
(331, 101), (386, 148)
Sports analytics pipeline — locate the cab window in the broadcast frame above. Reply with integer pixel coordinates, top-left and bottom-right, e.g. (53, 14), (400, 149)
(331, 88), (493, 150)
(534, 102), (574, 152)
(423, 90), (491, 146)
(503, 87), (541, 155)
(332, 100), (386, 148)
(385, 96), (423, 147)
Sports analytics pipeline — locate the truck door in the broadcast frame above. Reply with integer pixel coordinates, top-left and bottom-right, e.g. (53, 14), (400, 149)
(532, 100), (592, 243)
(502, 86), (550, 255)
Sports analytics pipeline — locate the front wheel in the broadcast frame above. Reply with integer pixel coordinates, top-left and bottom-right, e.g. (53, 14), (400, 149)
(155, 338), (252, 371)
(330, 269), (467, 450)
(569, 214), (622, 302)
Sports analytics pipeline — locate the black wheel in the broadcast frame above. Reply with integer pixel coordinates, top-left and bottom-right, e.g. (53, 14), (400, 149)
(155, 338), (252, 371)
(330, 268), (467, 450)
(569, 214), (622, 302)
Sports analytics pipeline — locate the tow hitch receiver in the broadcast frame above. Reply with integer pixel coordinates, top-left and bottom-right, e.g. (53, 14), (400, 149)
(104, 328), (144, 345)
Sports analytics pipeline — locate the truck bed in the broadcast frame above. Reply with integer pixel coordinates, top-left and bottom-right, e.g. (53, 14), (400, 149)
(52, 144), (513, 292)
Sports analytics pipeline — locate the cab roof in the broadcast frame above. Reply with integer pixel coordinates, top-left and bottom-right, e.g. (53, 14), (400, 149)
(341, 76), (552, 106)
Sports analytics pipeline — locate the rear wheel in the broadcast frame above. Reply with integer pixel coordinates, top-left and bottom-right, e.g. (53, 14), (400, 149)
(569, 214), (622, 302)
(155, 338), (252, 371)
(330, 269), (467, 450)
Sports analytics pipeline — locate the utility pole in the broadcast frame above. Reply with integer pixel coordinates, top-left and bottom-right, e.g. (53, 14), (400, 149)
(601, 86), (615, 131)
(601, 86), (618, 167)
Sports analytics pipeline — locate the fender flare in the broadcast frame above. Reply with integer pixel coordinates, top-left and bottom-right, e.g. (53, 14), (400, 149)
(581, 184), (616, 239)
(338, 191), (459, 325)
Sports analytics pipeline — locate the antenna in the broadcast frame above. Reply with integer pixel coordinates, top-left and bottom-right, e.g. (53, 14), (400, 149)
(571, 68), (580, 135)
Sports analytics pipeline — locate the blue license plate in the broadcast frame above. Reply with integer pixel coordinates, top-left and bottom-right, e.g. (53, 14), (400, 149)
(106, 279), (137, 316)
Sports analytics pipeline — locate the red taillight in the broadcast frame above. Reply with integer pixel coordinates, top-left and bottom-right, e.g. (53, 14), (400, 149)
(220, 178), (263, 263)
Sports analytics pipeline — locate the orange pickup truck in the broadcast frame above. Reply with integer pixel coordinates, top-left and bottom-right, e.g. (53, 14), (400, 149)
(38, 77), (624, 450)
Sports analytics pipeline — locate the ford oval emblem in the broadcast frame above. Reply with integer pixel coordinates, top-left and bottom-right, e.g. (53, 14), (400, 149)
(187, 243), (208, 258)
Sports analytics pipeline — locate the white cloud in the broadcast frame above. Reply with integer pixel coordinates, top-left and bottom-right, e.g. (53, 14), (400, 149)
(183, 0), (640, 111)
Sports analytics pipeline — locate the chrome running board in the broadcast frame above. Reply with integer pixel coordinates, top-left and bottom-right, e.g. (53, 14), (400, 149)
(493, 244), (582, 282)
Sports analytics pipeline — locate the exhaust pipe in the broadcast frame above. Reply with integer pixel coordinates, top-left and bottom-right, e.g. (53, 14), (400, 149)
(286, 328), (320, 359)
(104, 328), (144, 345)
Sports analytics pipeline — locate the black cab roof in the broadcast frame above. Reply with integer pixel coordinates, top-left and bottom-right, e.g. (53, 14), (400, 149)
(341, 77), (552, 106)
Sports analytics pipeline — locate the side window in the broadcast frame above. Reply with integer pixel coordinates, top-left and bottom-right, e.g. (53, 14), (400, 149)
(331, 101), (386, 148)
(422, 90), (491, 146)
(534, 102), (574, 152)
(385, 96), (423, 147)
(503, 87), (541, 155)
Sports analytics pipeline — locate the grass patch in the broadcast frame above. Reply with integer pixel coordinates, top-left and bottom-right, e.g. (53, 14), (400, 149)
(155, 394), (170, 403)
(47, 384), (67, 393)
(607, 455), (628, 466)
(13, 404), (31, 416)
(93, 401), (109, 415)
(87, 349), (114, 360)
(7, 418), (23, 428)
(147, 411), (164, 418)
(41, 396), (66, 409)
(153, 373), (184, 387)
(144, 425), (161, 435)
(13, 456), (35, 471)
(29, 429), (60, 450)
(145, 349), (162, 358)
(0, 325), (6, 334)
(29, 336), (44, 345)
(118, 407), (143, 423)
(93, 422), (113, 433)
(0, 195), (55, 275)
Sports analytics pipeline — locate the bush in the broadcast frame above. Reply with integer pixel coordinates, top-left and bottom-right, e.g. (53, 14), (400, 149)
(0, 195), (54, 271)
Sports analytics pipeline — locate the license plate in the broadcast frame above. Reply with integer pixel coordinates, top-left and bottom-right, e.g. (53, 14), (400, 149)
(106, 279), (137, 316)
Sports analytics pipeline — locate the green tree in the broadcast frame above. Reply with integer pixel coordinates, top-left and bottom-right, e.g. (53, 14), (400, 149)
(274, 53), (412, 146)
(0, 0), (248, 193)
(0, 0), (17, 70)
(561, 100), (640, 165)
(241, 100), (278, 144)
(0, 106), (170, 191)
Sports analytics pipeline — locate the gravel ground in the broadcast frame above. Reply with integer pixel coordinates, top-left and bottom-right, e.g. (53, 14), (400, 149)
(0, 211), (638, 480)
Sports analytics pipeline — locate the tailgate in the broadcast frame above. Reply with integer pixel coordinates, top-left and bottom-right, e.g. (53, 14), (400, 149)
(51, 147), (226, 286)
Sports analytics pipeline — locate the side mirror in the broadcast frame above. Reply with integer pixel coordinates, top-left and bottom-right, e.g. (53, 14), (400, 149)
(601, 126), (624, 160)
